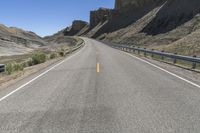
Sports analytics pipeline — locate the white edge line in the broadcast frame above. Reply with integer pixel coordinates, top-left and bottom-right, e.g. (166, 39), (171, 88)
(0, 43), (85, 102)
(123, 52), (200, 89)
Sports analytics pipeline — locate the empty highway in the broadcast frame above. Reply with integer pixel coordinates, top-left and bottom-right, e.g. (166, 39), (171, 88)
(0, 38), (200, 133)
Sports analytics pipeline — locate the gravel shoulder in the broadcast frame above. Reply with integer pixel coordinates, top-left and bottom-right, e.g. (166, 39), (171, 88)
(138, 55), (200, 86)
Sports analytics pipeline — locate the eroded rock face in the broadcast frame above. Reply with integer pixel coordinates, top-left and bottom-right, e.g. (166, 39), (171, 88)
(88, 0), (165, 38)
(90, 8), (113, 28)
(45, 20), (89, 42)
(115, 0), (133, 9)
(71, 20), (88, 31)
(115, 0), (162, 10)
(64, 20), (89, 36)
(142, 0), (200, 35)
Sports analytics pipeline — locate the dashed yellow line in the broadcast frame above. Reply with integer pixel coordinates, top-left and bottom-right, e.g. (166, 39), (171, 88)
(96, 63), (100, 73)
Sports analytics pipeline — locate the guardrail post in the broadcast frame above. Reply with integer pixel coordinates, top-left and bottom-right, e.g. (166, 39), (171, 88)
(192, 55), (197, 69)
(129, 46), (132, 52)
(161, 50), (165, 60)
(127, 47), (129, 52)
(151, 49), (154, 58)
(144, 48), (147, 57)
(133, 46), (135, 53)
(138, 47), (140, 55)
(110, 44), (200, 71)
(173, 53), (177, 64)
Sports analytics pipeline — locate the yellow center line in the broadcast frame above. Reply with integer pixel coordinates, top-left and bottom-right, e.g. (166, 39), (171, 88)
(96, 63), (100, 73)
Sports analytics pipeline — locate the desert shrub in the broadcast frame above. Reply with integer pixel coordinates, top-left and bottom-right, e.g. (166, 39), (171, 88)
(58, 48), (66, 57)
(6, 63), (13, 75)
(21, 61), (29, 68)
(50, 53), (57, 59)
(27, 59), (34, 66)
(59, 51), (64, 57)
(31, 52), (47, 65)
(13, 63), (24, 71)
(5, 63), (24, 75)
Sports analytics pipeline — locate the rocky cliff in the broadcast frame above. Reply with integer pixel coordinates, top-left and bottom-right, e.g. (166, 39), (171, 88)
(63, 20), (89, 36)
(46, 0), (200, 55)
(104, 0), (200, 55)
(142, 0), (200, 35)
(90, 8), (112, 28)
(115, 0), (145, 9)
(115, 0), (165, 10)
(87, 0), (165, 38)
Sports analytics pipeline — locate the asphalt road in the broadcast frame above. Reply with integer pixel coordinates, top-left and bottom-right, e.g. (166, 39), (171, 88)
(0, 37), (200, 133)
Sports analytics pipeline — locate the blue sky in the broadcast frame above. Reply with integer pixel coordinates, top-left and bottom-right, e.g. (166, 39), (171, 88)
(0, 0), (115, 37)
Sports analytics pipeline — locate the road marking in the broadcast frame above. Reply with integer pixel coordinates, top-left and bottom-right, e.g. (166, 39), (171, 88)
(0, 44), (85, 102)
(124, 52), (200, 89)
(97, 63), (100, 73)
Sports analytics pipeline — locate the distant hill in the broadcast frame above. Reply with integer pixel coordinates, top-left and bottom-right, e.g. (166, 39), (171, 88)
(44, 20), (89, 43)
(0, 24), (46, 56)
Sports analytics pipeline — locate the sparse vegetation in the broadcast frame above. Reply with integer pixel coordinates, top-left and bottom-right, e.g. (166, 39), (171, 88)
(31, 52), (47, 65)
(0, 37), (84, 76)
(5, 63), (14, 75)
(5, 63), (24, 75)
(50, 53), (57, 59)
(0, 36), (83, 79)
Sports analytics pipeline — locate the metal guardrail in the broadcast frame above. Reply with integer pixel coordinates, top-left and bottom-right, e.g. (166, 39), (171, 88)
(109, 44), (200, 69)
(0, 64), (5, 73)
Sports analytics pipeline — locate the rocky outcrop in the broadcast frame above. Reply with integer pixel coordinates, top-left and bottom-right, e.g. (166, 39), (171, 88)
(115, 0), (165, 10)
(87, 0), (165, 38)
(71, 20), (88, 32)
(115, 0), (134, 9)
(44, 20), (89, 43)
(142, 0), (200, 35)
(45, 0), (200, 55)
(103, 0), (200, 55)
(90, 8), (112, 28)
(64, 20), (89, 36)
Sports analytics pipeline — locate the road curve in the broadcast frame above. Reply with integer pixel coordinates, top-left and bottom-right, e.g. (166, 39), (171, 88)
(0, 37), (200, 133)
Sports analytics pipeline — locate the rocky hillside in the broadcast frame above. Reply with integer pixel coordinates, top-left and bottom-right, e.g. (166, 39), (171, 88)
(45, 0), (200, 56)
(44, 20), (89, 43)
(103, 0), (200, 56)
(142, 0), (200, 35)
(0, 24), (46, 56)
(83, 0), (200, 56)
